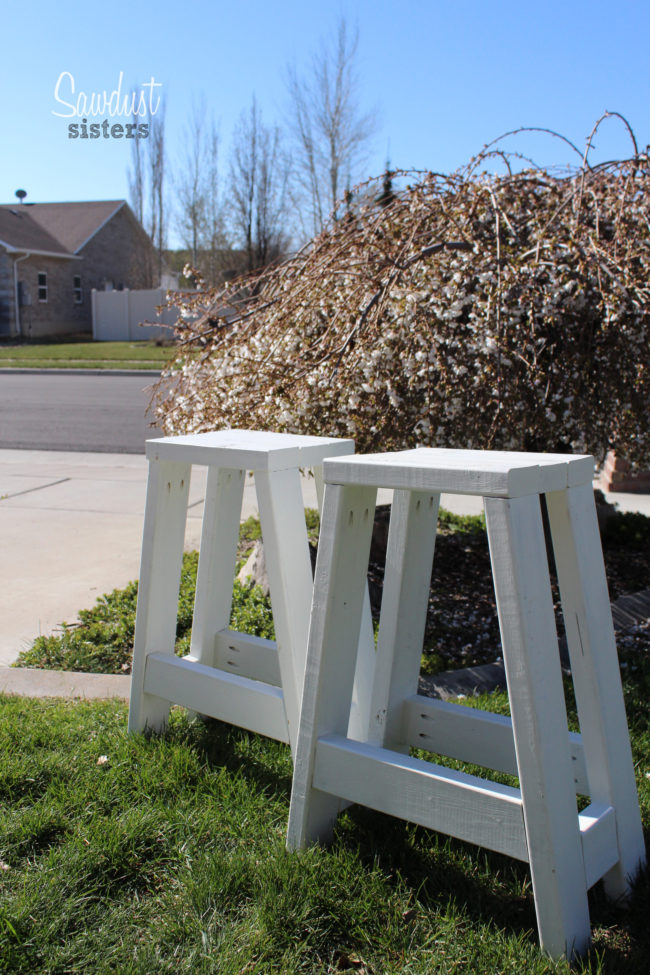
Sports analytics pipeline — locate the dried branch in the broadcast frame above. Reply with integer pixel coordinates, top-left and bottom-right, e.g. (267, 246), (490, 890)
(155, 117), (650, 468)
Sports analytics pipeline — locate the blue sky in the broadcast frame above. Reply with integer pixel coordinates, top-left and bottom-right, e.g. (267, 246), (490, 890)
(1, 0), (648, 246)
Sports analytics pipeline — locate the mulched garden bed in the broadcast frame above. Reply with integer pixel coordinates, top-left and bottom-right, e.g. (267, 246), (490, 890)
(364, 499), (650, 673)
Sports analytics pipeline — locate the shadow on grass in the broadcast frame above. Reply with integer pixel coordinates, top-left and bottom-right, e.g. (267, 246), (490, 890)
(338, 806), (538, 941)
(162, 713), (295, 800)
(157, 712), (650, 970)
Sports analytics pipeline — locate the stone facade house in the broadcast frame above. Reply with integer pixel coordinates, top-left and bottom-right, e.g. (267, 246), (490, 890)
(0, 200), (157, 338)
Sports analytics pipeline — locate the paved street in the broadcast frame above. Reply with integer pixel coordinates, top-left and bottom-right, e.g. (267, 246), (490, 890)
(0, 372), (164, 453)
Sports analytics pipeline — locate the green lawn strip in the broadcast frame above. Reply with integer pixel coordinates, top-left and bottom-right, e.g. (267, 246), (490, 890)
(0, 358), (165, 370)
(0, 341), (176, 368)
(3, 692), (648, 973)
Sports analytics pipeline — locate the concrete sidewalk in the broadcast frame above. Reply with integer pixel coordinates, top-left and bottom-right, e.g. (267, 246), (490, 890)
(0, 448), (308, 666)
(1, 447), (649, 669)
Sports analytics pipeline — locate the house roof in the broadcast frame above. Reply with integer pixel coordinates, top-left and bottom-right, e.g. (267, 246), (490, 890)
(0, 206), (73, 257)
(23, 200), (125, 252)
(0, 200), (126, 256)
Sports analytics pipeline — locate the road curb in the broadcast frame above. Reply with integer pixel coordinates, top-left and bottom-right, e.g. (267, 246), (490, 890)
(0, 667), (131, 701)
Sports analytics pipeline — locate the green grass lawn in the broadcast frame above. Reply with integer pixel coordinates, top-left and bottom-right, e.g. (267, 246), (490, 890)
(1, 688), (648, 974)
(4, 510), (650, 972)
(0, 338), (177, 371)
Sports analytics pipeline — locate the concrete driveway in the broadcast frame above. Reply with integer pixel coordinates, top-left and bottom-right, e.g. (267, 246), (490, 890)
(0, 448), (323, 666)
(0, 450), (188, 664)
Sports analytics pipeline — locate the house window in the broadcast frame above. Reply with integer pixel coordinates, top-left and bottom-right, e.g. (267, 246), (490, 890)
(73, 275), (82, 303)
(37, 272), (48, 302)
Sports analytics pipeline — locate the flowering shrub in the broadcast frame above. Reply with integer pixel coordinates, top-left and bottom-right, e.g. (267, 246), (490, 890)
(155, 124), (650, 467)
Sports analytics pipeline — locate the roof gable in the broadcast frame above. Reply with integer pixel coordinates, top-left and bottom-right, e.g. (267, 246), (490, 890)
(0, 206), (73, 256)
(21, 200), (126, 253)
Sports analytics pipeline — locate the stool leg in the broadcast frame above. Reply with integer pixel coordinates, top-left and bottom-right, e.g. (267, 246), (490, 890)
(485, 495), (591, 961)
(315, 465), (376, 743)
(369, 489), (440, 749)
(287, 483), (376, 849)
(189, 467), (245, 667)
(255, 467), (317, 756)
(546, 484), (645, 899)
(129, 459), (191, 734)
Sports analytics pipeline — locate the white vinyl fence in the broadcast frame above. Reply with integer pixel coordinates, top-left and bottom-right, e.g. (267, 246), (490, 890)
(91, 288), (179, 341)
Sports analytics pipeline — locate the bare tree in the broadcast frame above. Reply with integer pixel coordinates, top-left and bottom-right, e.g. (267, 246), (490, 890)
(201, 116), (228, 285)
(126, 91), (165, 286)
(229, 97), (289, 272)
(172, 96), (229, 286)
(127, 96), (155, 286)
(286, 18), (376, 237)
(148, 97), (167, 283)
(128, 106), (145, 225)
(175, 98), (207, 268)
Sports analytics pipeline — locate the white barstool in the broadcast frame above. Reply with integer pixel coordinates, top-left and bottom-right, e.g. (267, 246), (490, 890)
(128, 430), (375, 755)
(287, 448), (645, 960)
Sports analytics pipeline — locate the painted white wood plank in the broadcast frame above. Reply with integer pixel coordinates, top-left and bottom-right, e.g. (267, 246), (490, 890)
(144, 651), (289, 743)
(287, 483), (377, 849)
(324, 450), (540, 497)
(315, 464), (379, 745)
(546, 484), (646, 898)
(312, 735), (527, 861)
(213, 629), (281, 686)
(190, 467), (245, 667)
(313, 463), (325, 512)
(325, 450), (593, 497)
(255, 466), (315, 755)
(485, 494), (591, 960)
(578, 804), (619, 891)
(402, 696), (589, 795)
(291, 437), (355, 468)
(146, 430), (353, 471)
(368, 490), (440, 749)
(128, 459), (191, 734)
(565, 456), (596, 487)
(509, 452), (593, 490)
(347, 585), (377, 743)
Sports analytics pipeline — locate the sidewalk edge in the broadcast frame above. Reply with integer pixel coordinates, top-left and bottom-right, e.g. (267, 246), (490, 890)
(0, 667), (131, 701)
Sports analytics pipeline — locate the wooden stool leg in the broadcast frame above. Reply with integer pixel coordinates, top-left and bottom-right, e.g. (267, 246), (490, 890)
(129, 459), (191, 734)
(485, 495), (591, 961)
(287, 483), (377, 849)
(255, 467), (317, 756)
(369, 489), (440, 749)
(314, 465), (376, 743)
(189, 467), (245, 667)
(546, 484), (646, 898)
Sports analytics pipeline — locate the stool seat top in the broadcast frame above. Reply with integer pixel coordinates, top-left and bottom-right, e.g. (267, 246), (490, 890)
(146, 429), (354, 471)
(323, 448), (594, 497)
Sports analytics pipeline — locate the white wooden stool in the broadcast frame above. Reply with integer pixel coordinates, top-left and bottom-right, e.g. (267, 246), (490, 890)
(128, 429), (375, 755)
(287, 448), (645, 960)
